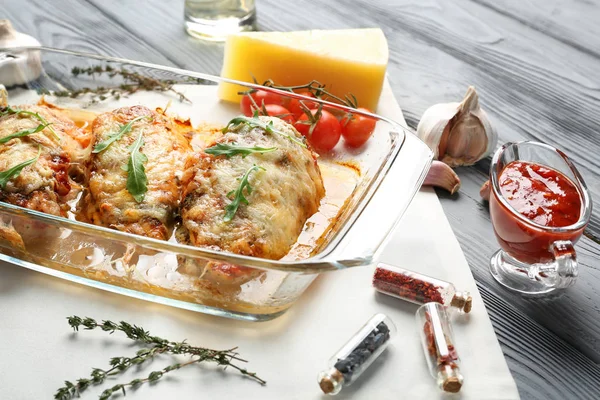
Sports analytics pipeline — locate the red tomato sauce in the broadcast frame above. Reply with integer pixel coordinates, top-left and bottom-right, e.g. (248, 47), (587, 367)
(499, 161), (581, 227)
(490, 161), (585, 263)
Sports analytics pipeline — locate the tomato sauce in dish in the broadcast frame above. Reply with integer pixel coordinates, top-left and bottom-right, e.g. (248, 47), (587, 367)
(499, 161), (581, 228)
(490, 161), (585, 264)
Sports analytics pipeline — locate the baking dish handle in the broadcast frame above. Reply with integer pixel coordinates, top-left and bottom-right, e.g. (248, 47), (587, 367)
(324, 131), (433, 269)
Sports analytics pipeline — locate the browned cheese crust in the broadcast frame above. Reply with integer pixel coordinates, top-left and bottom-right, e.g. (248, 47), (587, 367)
(0, 105), (93, 216)
(80, 106), (191, 240)
(178, 116), (325, 260)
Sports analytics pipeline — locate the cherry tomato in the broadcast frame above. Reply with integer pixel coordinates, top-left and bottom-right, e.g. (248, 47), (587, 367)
(341, 108), (377, 148)
(262, 104), (295, 124)
(240, 90), (285, 116)
(294, 109), (341, 153)
(287, 91), (318, 119)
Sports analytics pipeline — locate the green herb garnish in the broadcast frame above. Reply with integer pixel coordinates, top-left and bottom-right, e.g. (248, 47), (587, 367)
(121, 130), (148, 203)
(93, 115), (150, 153)
(223, 113), (307, 148)
(39, 65), (194, 104)
(0, 147), (41, 189)
(224, 164), (265, 222)
(0, 123), (52, 144)
(54, 316), (264, 400)
(204, 142), (277, 158)
(0, 106), (60, 141)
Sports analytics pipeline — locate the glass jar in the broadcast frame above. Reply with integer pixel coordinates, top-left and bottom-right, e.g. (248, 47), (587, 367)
(416, 302), (463, 393)
(184, 0), (256, 41)
(318, 313), (396, 395)
(373, 263), (472, 313)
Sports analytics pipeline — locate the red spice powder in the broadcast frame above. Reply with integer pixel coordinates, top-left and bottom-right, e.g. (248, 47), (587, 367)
(373, 267), (445, 304)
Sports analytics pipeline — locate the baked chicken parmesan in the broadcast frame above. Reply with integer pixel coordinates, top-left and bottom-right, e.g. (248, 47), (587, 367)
(179, 116), (325, 260)
(80, 106), (191, 240)
(0, 104), (93, 216)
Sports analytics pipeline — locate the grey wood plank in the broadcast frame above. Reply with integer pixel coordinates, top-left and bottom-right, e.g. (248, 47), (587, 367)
(4, 0), (600, 398)
(472, 0), (600, 58)
(3, 0), (179, 66)
(83, 0), (226, 75)
(479, 283), (600, 400)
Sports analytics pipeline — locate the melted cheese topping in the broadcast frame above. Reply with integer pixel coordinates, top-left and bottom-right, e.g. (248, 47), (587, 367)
(80, 106), (192, 240)
(0, 105), (92, 215)
(179, 116), (325, 260)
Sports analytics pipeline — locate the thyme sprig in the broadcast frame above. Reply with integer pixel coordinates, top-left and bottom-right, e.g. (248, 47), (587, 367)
(224, 113), (306, 148)
(204, 142), (277, 158)
(55, 316), (265, 400)
(40, 65), (193, 104)
(0, 106), (60, 141)
(224, 164), (265, 222)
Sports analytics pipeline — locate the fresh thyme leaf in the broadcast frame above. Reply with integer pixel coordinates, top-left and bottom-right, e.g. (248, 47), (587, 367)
(224, 165), (265, 222)
(122, 130), (148, 203)
(39, 65), (194, 104)
(0, 146), (41, 189)
(0, 106), (60, 141)
(223, 115), (307, 148)
(54, 316), (264, 400)
(204, 142), (277, 158)
(0, 122), (52, 144)
(93, 115), (150, 153)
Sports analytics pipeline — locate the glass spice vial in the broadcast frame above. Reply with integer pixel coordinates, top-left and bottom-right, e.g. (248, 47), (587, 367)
(318, 313), (397, 395)
(416, 302), (464, 393)
(373, 263), (473, 313)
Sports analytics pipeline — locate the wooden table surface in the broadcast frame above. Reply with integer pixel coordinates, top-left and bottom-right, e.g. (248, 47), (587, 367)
(4, 0), (600, 398)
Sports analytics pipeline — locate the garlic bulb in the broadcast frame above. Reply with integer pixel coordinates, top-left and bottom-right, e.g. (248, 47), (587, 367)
(0, 20), (42, 86)
(417, 86), (497, 167)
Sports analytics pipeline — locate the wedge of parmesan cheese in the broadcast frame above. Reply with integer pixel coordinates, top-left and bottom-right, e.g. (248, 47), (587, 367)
(219, 28), (389, 111)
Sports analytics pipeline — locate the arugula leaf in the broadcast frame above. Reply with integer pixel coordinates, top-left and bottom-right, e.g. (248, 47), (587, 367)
(223, 115), (307, 148)
(93, 115), (150, 154)
(0, 147), (41, 189)
(0, 106), (60, 141)
(204, 142), (277, 158)
(121, 130), (148, 203)
(224, 165), (265, 222)
(0, 123), (52, 144)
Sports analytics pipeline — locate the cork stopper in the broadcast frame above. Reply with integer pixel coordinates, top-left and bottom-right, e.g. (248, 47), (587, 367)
(318, 368), (344, 395)
(438, 365), (463, 393)
(443, 376), (463, 393)
(450, 291), (472, 313)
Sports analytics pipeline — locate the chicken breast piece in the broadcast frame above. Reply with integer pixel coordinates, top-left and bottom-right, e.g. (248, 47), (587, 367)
(0, 104), (93, 216)
(80, 106), (191, 240)
(179, 116), (325, 260)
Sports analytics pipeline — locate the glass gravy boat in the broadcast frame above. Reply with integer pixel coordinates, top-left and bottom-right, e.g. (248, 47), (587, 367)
(489, 141), (592, 295)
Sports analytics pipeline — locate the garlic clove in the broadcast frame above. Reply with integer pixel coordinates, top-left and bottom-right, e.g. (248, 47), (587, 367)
(423, 160), (461, 195)
(480, 180), (491, 201)
(416, 86), (497, 167)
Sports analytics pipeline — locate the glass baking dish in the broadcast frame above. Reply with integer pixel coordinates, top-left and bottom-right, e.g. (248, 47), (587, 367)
(0, 47), (432, 321)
